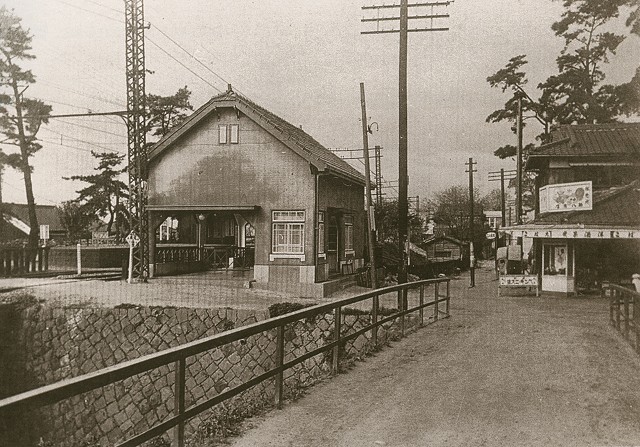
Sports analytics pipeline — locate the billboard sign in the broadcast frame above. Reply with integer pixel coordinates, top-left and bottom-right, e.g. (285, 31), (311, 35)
(539, 181), (592, 214)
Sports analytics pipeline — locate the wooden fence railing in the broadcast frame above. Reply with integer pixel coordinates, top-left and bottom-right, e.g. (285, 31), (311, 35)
(0, 245), (50, 277)
(0, 277), (451, 447)
(155, 245), (255, 269)
(605, 283), (640, 353)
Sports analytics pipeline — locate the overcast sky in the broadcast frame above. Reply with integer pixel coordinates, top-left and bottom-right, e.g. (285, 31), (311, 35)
(2, 0), (639, 207)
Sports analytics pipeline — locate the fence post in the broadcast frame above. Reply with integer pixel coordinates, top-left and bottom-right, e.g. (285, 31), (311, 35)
(173, 358), (186, 447)
(77, 243), (82, 276)
(606, 285), (614, 326)
(372, 294), (379, 348)
(445, 280), (451, 317)
(635, 294), (640, 354)
(332, 307), (341, 375)
(400, 288), (405, 338)
(419, 284), (424, 327)
(624, 292), (630, 340)
(616, 289), (621, 331)
(434, 282), (440, 322)
(275, 325), (285, 409)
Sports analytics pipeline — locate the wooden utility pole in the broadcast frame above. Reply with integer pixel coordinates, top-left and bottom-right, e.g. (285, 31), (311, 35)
(488, 168), (517, 229)
(516, 96), (523, 225)
(362, 0), (452, 287)
(360, 83), (378, 289)
(466, 158), (476, 288)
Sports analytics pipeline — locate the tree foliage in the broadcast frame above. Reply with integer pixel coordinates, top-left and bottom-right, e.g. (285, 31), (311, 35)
(146, 86), (193, 141)
(0, 7), (51, 248)
(65, 151), (128, 237)
(375, 199), (424, 244)
(56, 201), (93, 242)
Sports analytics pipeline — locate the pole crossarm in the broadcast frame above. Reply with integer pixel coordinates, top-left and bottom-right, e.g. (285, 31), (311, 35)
(362, 1), (453, 9)
(361, 13), (450, 21)
(362, 27), (449, 34)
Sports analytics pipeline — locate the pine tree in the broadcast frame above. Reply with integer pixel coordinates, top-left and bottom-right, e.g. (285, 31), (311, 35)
(0, 7), (52, 248)
(65, 151), (128, 237)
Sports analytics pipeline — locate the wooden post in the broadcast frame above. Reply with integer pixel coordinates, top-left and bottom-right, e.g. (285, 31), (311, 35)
(275, 325), (285, 409)
(635, 294), (640, 353)
(446, 280), (450, 317)
(372, 294), (379, 348)
(434, 282), (440, 321)
(173, 358), (186, 447)
(399, 288), (405, 337)
(616, 290), (621, 331)
(419, 284), (424, 326)
(77, 243), (82, 276)
(360, 82), (378, 289)
(607, 285), (614, 325)
(624, 292), (630, 340)
(332, 307), (341, 375)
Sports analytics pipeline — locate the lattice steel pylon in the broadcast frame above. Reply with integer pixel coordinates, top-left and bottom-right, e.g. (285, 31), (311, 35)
(125, 0), (148, 281)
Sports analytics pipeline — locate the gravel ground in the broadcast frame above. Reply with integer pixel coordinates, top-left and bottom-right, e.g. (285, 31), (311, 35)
(227, 265), (640, 447)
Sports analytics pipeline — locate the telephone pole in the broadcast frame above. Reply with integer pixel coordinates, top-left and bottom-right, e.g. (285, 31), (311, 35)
(125, 0), (149, 281)
(466, 158), (476, 288)
(362, 0), (453, 286)
(488, 168), (516, 229)
(360, 83), (378, 289)
(516, 95), (523, 225)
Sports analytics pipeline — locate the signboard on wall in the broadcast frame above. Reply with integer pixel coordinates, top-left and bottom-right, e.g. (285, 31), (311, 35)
(504, 228), (640, 239)
(539, 181), (592, 214)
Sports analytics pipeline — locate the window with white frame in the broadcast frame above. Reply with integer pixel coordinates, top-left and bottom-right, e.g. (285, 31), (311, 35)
(344, 215), (354, 252)
(272, 211), (305, 254)
(318, 211), (325, 255)
(218, 124), (228, 144)
(230, 124), (239, 144)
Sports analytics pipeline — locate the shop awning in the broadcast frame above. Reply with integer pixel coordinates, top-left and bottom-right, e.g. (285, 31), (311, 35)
(499, 224), (640, 239)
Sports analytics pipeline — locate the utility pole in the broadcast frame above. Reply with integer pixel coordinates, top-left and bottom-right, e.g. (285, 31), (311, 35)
(374, 145), (383, 209)
(516, 95), (523, 225)
(362, 0), (452, 288)
(488, 168), (517, 229)
(360, 83), (378, 289)
(125, 0), (149, 281)
(466, 158), (476, 288)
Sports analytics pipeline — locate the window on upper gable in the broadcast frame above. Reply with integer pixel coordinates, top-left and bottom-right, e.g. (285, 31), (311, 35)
(218, 124), (228, 144)
(230, 124), (239, 144)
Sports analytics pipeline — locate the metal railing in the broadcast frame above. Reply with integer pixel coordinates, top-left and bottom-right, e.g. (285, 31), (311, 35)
(605, 283), (640, 353)
(0, 277), (451, 447)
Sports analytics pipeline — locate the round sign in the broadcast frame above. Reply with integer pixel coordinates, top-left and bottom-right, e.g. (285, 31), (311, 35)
(486, 231), (497, 240)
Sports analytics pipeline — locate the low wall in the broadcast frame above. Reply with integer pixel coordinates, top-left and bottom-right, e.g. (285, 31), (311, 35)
(0, 299), (415, 447)
(48, 246), (128, 270)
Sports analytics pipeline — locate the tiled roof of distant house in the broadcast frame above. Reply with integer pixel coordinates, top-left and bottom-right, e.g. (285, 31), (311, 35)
(149, 87), (365, 185)
(527, 122), (640, 169)
(1, 203), (63, 230)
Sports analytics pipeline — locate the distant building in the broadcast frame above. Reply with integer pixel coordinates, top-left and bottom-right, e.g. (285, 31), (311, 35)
(146, 87), (366, 297)
(502, 123), (640, 294)
(485, 210), (503, 230)
(0, 203), (65, 243)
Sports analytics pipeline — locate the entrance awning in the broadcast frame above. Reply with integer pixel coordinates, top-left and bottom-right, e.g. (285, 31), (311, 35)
(147, 205), (260, 212)
(499, 224), (640, 239)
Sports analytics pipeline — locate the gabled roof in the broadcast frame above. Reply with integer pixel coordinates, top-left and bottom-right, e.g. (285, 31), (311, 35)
(423, 235), (466, 246)
(1, 203), (63, 231)
(527, 122), (640, 169)
(532, 180), (640, 227)
(148, 88), (365, 185)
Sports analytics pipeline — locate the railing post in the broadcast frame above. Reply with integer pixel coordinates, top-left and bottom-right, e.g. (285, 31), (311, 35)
(445, 280), (450, 317)
(616, 290), (621, 331)
(434, 282), (439, 322)
(624, 292), (630, 340)
(419, 284), (424, 327)
(372, 294), (379, 348)
(275, 325), (285, 409)
(333, 307), (341, 375)
(635, 295), (640, 354)
(400, 288), (405, 338)
(173, 358), (186, 447)
(606, 285), (614, 326)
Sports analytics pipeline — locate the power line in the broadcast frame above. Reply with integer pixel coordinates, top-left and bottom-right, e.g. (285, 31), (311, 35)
(145, 37), (222, 93)
(56, 119), (128, 139)
(51, 0), (123, 24)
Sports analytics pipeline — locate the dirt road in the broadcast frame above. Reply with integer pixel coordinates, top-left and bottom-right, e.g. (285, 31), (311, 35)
(229, 266), (640, 447)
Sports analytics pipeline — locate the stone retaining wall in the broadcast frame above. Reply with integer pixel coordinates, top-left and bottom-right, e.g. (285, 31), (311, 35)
(0, 300), (417, 446)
